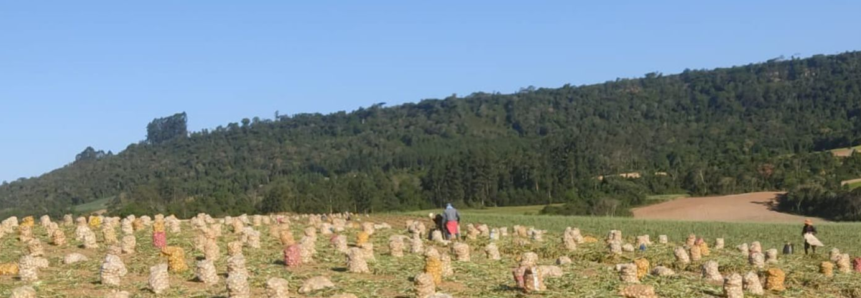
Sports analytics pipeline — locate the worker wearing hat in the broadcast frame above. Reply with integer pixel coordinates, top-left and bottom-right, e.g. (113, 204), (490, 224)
(802, 219), (820, 255)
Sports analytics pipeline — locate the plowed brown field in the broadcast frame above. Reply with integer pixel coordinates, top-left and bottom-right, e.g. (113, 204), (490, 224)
(631, 191), (827, 223)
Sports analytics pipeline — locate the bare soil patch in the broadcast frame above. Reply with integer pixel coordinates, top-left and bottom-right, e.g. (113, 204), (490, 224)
(831, 147), (858, 157)
(840, 177), (861, 186)
(631, 191), (827, 223)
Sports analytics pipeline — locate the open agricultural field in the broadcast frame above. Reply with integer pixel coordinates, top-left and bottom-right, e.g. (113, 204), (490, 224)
(1, 212), (860, 298)
(72, 197), (113, 214)
(642, 194), (688, 204)
(830, 146), (861, 157)
(411, 194), (687, 217)
(413, 204), (562, 216)
(840, 178), (861, 190)
(631, 192), (821, 223)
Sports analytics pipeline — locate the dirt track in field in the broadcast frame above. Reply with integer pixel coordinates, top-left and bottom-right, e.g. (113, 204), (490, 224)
(631, 191), (827, 223)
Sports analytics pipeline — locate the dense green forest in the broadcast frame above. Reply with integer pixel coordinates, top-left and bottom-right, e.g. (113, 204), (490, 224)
(2, 52), (861, 220)
(777, 182), (861, 221)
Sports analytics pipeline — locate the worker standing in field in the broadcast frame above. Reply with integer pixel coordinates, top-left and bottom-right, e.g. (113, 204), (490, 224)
(442, 203), (461, 240)
(802, 219), (823, 255)
(430, 213), (445, 240)
(434, 213), (445, 230)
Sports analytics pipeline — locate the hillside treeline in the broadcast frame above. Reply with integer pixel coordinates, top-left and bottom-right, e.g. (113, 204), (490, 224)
(2, 52), (861, 219)
(776, 154), (861, 221)
(778, 184), (861, 221)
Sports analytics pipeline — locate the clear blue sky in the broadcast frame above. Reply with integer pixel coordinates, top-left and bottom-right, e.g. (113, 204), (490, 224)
(1, 1), (860, 183)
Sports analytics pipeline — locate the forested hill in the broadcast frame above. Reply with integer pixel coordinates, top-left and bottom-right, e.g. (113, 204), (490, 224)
(3, 52), (861, 219)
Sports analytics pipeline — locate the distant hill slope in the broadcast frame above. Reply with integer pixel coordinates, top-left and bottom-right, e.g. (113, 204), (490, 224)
(3, 52), (861, 218)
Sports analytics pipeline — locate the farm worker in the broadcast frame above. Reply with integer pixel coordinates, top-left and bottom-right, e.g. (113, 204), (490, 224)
(432, 213), (445, 239)
(442, 203), (461, 240)
(802, 219), (823, 255)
